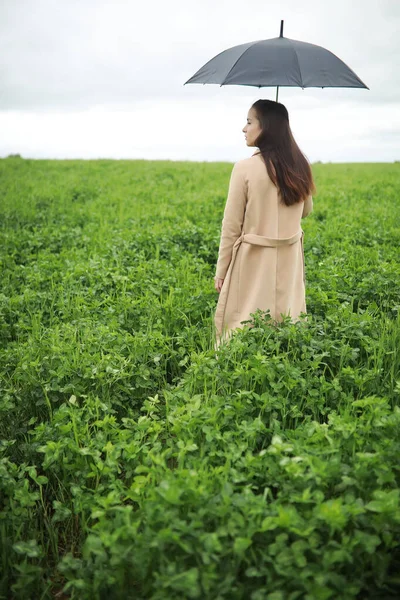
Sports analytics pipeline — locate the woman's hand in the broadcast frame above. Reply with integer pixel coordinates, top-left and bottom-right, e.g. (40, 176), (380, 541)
(214, 277), (224, 293)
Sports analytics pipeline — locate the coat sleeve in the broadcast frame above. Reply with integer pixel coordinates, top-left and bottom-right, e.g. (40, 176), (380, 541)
(302, 194), (313, 218)
(214, 162), (247, 280)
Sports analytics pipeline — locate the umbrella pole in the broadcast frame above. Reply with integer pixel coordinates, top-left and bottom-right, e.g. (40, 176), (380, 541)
(276, 21), (283, 103)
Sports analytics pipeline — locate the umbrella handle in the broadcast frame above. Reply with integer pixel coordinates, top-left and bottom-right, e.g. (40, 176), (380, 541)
(276, 86), (279, 102)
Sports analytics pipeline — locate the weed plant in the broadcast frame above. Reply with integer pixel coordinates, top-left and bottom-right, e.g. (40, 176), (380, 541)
(0, 157), (399, 599)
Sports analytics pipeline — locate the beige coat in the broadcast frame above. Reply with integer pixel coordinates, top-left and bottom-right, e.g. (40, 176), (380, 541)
(214, 150), (313, 348)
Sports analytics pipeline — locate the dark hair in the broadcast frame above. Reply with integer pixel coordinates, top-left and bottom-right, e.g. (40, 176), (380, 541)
(251, 99), (316, 206)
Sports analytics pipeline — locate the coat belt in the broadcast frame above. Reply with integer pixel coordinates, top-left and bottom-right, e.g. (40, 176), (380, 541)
(234, 228), (303, 249)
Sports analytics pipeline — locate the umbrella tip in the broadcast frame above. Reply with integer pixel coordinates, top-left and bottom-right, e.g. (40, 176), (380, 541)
(280, 19), (284, 37)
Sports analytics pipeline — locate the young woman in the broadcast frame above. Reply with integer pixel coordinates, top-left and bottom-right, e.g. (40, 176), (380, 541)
(213, 99), (315, 348)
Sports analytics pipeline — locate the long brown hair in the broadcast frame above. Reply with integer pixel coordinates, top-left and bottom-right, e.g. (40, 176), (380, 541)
(251, 99), (316, 206)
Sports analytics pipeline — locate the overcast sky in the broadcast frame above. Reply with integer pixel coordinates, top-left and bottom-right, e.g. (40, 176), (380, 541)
(1, 0), (399, 162)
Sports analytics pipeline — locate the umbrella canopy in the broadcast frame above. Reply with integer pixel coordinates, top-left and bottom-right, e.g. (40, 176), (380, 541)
(184, 21), (369, 101)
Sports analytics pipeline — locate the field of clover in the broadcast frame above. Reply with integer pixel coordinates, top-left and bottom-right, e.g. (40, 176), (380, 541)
(0, 155), (399, 599)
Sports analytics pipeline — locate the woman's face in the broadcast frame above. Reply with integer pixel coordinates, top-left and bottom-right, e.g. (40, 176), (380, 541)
(242, 108), (262, 147)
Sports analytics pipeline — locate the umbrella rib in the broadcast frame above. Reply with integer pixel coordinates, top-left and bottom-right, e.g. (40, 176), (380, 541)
(220, 42), (258, 85)
(290, 42), (304, 87)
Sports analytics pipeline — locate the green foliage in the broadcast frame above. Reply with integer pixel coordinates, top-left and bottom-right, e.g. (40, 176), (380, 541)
(0, 158), (399, 599)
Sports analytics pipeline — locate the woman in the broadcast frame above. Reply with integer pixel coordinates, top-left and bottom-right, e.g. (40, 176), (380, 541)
(213, 99), (315, 348)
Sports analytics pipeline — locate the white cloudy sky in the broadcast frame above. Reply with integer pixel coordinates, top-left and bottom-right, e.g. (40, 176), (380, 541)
(1, 0), (399, 162)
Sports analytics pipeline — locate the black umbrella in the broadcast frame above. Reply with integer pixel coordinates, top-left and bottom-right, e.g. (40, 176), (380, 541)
(184, 20), (369, 101)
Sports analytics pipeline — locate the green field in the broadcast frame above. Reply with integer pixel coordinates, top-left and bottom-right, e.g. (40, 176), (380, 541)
(1, 157), (400, 599)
